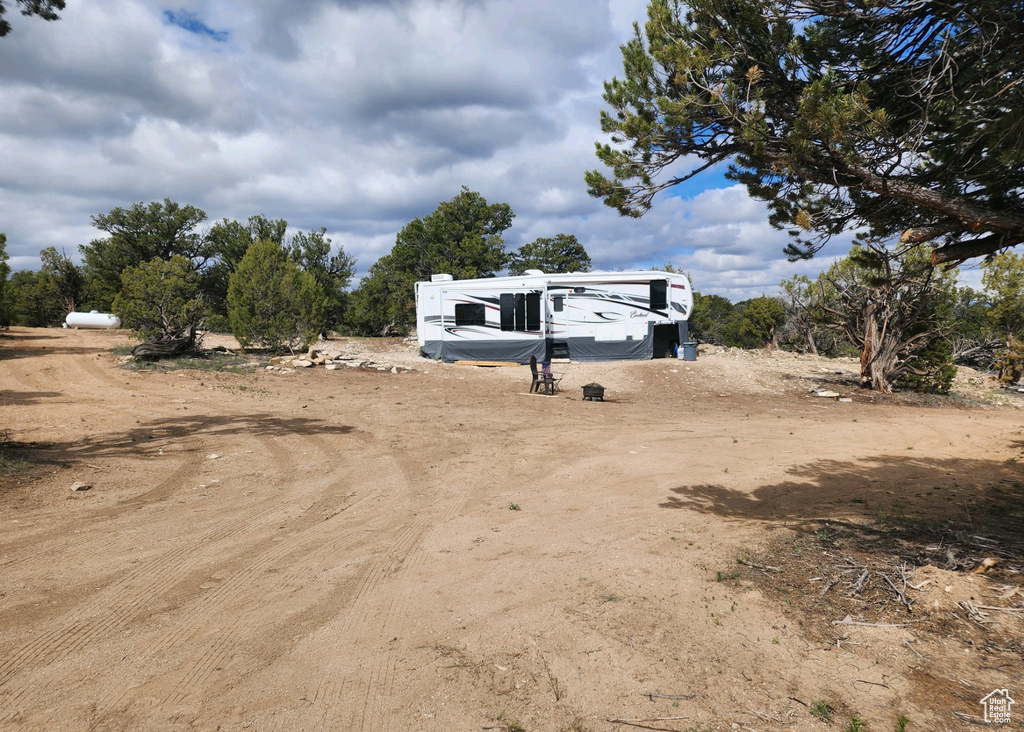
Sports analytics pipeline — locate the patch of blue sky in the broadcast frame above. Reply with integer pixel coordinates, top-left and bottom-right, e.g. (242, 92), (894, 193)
(163, 9), (229, 42)
(658, 165), (732, 202)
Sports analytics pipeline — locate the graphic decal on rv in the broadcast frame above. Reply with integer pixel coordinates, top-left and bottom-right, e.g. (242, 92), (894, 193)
(416, 270), (692, 361)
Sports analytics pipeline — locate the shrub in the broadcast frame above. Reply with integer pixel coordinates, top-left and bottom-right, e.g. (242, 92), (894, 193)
(113, 255), (204, 342)
(995, 335), (1024, 384)
(227, 238), (327, 352)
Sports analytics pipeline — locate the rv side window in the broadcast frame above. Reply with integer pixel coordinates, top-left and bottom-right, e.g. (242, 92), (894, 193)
(526, 292), (541, 331)
(514, 293), (527, 332)
(454, 303), (486, 327)
(552, 296), (563, 312)
(500, 293), (515, 331)
(650, 279), (668, 310)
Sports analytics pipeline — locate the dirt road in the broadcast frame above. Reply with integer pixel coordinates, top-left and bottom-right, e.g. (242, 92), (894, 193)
(1, 327), (1021, 731)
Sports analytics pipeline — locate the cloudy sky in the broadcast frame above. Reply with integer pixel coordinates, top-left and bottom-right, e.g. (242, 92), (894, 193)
(0, 0), (922, 300)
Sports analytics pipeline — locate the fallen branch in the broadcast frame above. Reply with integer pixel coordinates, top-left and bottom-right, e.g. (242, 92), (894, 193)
(958, 600), (994, 624)
(833, 618), (912, 628)
(850, 568), (869, 594)
(880, 571), (914, 612)
(737, 558), (781, 572)
(743, 709), (785, 722)
(607, 716), (691, 731)
(974, 604), (1023, 616)
(952, 710), (990, 726)
(131, 328), (198, 360)
(643, 692), (694, 701)
(856, 679), (891, 688)
(902, 638), (923, 659)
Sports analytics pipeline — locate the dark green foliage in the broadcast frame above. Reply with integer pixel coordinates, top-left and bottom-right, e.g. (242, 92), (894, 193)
(227, 239), (327, 353)
(994, 336), (1024, 384)
(78, 204), (354, 337)
(982, 251), (1024, 339)
(5, 270), (64, 327)
(588, 0), (1024, 265)
(736, 296), (786, 349)
(507, 234), (591, 276)
(783, 242), (958, 392)
(1, 246), (82, 328)
(0, 233), (9, 325)
(39, 247), (84, 316)
(0, 0), (64, 36)
(289, 228), (355, 333)
(348, 188), (514, 336)
(200, 214), (356, 333)
(200, 215), (288, 325)
(948, 286), (995, 365)
(80, 199), (209, 310)
(689, 292), (737, 346)
(898, 337), (957, 394)
(113, 256), (204, 342)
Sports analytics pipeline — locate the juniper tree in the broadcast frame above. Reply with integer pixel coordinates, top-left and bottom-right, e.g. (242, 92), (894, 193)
(227, 239), (327, 353)
(507, 234), (592, 276)
(587, 0), (1024, 265)
(348, 188), (513, 336)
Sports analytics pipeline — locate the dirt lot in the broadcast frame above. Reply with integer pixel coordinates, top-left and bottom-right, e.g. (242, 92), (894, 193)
(1, 326), (1022, 732)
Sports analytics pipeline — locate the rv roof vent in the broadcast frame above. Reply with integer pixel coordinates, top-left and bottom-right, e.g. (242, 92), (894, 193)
(431, 274), (454, 282)
(523, 269), (544, 276)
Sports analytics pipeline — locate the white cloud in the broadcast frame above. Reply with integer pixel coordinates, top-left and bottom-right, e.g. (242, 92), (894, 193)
(0, 0), (861, 302)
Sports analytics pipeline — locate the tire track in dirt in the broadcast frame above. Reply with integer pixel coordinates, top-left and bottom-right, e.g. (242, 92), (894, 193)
(90, 451), (390, 716)
(0, 428), (360, 707)
(2, 360), (67, 396)
(71, 349), (137, 393)
(0, 407), (317, 582)
(298, 403), (474, 732)
(301, 407), (426, 730)
(151, 475), (395, 707)
(0, 435), (206, 571)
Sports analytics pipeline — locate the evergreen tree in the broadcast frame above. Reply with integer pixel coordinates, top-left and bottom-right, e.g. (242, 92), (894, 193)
(790, 242), (958, 392)
(113, 256), (205, 343)
(689, 292), (736, 346)
(6, 270), (63, 327)
(736, 296), (786, 349)
(201, 215), (289, 330)
(587, 0), (1024, 265)
(289, 228), (355, 334)
(0, 233), (9, 326)
(348, 188), (514, 336)
(227, 239), (327, 352)
(80, 199), (208, 310)
(981, 251), (1024, 339)
(39, 247), (84, 315)
(507, 234), (591, 275)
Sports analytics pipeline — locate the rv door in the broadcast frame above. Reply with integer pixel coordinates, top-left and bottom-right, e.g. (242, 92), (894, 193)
(548, 291), (567, 340)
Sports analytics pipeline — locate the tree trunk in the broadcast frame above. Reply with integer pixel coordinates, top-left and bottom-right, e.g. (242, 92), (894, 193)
(806, 327), (818, 356)
(860, 301), (893, 392)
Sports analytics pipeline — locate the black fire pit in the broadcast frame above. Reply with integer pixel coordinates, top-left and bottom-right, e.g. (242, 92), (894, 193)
(582, 383), (605, 401)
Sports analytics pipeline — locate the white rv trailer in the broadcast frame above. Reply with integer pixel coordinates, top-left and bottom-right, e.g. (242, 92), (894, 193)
(415, 270), (694, 363)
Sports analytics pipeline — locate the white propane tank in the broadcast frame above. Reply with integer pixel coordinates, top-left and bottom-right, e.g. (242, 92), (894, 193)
(65, 311), (122, 329)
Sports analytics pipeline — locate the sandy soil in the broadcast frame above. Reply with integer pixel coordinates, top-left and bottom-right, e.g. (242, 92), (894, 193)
(1, 326), (1022, 732)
